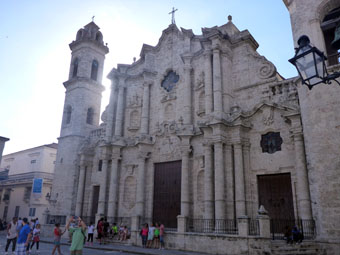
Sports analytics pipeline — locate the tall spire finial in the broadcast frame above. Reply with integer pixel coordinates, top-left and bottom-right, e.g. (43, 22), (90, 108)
(169, 7), (178, 25)
(92, 16), (95, 22)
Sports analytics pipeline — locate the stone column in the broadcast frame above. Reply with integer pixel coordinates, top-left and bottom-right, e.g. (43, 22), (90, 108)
(135, 152), (149, 217)
(204, 143), (214, 220)
(75, 163), (86, 216)
(105, 78), (118, 141)
(97, 157), (109, 216)
(212, 47), (223, 114)
(114, 80), (125, 137)
(183, 56), (192, 125)
(140, 82), (151, 134)
(225, 143), (235, 219)
(293, 132), (312, 220)
(180, 145), (191, 217)
(243, 142), (251, 215)
(203, 50), (213, 114)
(107, 153), (120, 220)
(214, 141), (225, 220)
(234, 143), (246, 217)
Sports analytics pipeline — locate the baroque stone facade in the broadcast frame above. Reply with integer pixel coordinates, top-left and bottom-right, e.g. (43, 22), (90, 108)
(49, 2), (340, 253)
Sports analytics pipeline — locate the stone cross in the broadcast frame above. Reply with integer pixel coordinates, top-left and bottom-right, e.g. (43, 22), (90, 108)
(92, 16), (95, 22)
(169, 7), (178, 24)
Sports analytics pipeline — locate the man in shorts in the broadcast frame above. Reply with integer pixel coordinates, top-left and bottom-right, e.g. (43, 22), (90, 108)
(15, 218), (32, 255)
(66, 216), (87, 255)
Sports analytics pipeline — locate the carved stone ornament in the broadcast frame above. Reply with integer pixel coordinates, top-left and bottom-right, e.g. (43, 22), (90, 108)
(195, 72), (205, 90)
(258, 60), (276, 79)
(262, 107), (274, 126)
(127, 93), (142, 108)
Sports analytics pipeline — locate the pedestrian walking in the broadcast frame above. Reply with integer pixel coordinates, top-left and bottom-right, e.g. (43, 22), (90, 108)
(52, 223), (65, 255)
(87, 222), (94, 246)
(96, 218), (104, 244)
(5, 217), (18, 255)
(30, 224), (40, 253)
(15, 218), (32, 255)
(66, 216), (87, 255)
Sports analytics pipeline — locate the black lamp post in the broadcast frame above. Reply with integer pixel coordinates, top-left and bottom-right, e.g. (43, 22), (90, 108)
(289, 35), (340, 90)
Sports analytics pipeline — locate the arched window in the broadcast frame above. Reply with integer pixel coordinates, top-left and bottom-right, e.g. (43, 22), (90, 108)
(321, 6), (340, 65)
(65, 105), (72, 124)
(91, 60), (99, 81)
(72, 58), (78, 78)
(95, 32), (103, 42)
(86, 107), (94, 125)
(76, 29), (83, 40)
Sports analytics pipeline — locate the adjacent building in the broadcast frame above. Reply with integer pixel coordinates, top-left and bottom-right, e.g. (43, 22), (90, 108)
(0, 143), (57, 221)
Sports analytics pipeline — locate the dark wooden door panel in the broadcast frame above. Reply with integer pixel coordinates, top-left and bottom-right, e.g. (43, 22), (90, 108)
(91, 185), (100, 217)
(258, 173), (294, 220)
(153, 160), (181, 228)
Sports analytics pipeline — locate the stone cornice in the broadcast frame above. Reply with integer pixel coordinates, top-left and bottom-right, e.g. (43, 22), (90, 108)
(69, 39), (109, 54)
(63, 77), (105, 93)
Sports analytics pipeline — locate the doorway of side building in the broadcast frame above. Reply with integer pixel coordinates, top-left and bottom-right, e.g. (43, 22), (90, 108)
(257, 173), (295, 220)
(153, 160), (181, 229)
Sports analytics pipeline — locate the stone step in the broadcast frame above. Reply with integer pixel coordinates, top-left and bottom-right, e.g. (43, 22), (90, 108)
(271, 241), (320, 255)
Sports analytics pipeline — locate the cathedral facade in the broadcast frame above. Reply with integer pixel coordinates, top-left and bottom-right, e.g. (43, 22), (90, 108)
(49, 1), (340, 254)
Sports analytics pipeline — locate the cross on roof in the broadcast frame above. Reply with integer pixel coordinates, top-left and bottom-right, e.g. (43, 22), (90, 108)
(169, 7), (178, 25)
(92, 16), (95, 22)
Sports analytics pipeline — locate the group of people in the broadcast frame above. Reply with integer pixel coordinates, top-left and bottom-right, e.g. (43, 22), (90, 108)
(4, 217), (41, 255)
(4, 216), (166, 255)
(140, 222), (165, 249)
(95, 218), (131, 245)
(284, 225), (304, 244)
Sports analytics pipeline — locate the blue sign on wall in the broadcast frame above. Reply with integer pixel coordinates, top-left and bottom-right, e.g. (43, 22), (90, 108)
(33, 178), (43, 194)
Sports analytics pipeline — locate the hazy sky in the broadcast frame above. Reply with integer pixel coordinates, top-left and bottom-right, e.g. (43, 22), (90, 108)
(0, 0), (297, 155)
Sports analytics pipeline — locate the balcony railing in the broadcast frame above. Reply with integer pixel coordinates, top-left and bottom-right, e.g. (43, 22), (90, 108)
(248, 218), (260, 236)
(270, 219), (316, 240)
(187, 219), (238, 235)
(45, 215), (67, 225)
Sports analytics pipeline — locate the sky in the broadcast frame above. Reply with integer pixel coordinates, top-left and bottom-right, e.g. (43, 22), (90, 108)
(0, 0), (297, 155)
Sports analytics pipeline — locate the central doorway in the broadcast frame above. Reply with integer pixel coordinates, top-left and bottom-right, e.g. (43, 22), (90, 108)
(153, 160), (181, 228)
(257, 173), (295, 220)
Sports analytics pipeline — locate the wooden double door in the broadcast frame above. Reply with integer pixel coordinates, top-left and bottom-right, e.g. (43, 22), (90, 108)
(258, 173), (295, 220)
(153, 160), (181, 228)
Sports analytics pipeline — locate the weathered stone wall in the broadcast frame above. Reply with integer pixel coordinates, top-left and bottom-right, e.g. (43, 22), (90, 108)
(284, 0), (340, 241)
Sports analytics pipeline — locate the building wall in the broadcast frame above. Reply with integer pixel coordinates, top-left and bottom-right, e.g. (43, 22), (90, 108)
(284, 0), (340, 242)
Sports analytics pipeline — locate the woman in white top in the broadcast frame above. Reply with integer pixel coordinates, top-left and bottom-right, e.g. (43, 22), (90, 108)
(87, 222), (95, 245)
(146, 223), (155, 248)
(30, 224), (41, 252)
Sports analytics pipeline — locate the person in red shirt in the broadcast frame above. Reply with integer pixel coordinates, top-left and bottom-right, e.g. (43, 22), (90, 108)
(52, 223), (65, 255)
(140, 223), (148, 248)
(96, 218), (104, 245)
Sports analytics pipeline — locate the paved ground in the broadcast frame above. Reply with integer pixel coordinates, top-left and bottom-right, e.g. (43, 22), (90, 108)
(0, 233), (208, 255)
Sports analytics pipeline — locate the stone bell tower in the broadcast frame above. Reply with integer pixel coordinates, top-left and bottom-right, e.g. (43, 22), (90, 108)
(50, 21), (109, 217)
(284, 0), (340, 247)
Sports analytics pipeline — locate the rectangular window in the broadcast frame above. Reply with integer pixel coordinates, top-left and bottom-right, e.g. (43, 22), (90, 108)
(24, 187), (32, 200)
(3, 206), (8, 219)
(31, 159), (36, 164)
(29, 208), (36, 217)
(98, 160), (103, 172)
(14, 206), (20, 217)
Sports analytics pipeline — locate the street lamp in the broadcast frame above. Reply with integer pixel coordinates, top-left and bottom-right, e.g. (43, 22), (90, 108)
(289, 35), (340, 90)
